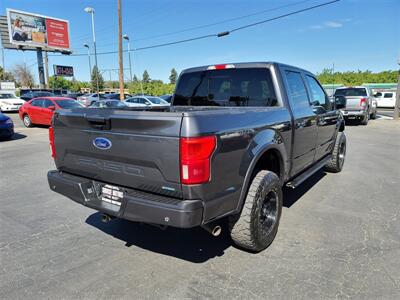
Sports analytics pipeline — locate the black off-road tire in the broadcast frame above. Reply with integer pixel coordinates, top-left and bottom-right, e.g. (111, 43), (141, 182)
(23, 114), (33, 128)
(229, 170), (282, 252)
(325, 132), (346, 173)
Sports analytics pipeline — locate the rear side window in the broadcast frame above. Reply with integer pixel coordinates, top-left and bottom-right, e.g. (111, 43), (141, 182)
(174, 68), (277, 107)
(285, 71), (310, 112)
(384, 93), (393, 98)
(334, 88), (367, 97)
(31, 99), (43, 107)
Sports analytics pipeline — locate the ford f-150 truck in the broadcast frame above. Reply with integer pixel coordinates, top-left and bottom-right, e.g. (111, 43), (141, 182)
(47, 62), (346, 252)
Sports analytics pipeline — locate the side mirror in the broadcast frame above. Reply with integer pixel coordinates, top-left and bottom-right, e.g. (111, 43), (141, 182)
(48, 106), (56, 111)
(145, 102), (151, 106)
(334, 96), (346, 109)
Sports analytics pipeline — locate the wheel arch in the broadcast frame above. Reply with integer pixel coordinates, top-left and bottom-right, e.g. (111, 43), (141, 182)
(234, 140), (288, 214)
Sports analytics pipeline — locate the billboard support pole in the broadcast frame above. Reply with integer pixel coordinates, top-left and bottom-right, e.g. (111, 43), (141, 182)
(36, 48), (45, 89)
(44, 51), (49, 89)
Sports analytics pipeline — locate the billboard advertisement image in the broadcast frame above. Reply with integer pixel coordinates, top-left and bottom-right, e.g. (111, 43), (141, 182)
(7, 9), (70, 51)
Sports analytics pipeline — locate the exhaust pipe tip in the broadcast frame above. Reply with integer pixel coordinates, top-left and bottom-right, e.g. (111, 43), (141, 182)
(211, 225), (222, 237)
(202, 223), (222, 237)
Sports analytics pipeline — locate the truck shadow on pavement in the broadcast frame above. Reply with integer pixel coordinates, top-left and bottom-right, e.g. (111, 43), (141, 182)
(283, 170), (326, 208)
(85, 170), (326, 262)
(86, 213), (232, 263)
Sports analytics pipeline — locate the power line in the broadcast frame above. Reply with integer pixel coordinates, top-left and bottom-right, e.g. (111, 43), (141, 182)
(50, 0), (340, 57)
(71, 0), (316, 51)
(132, 0), (315, 42)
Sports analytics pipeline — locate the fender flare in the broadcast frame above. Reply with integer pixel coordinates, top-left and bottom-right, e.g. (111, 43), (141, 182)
(234, 142), (287, 214)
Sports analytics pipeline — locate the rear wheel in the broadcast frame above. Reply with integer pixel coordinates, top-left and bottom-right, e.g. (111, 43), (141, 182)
(325, 132), (346, 173)
(360, 113), (369, 125)
(23, 114), (33, 127)
(229, 170), (282, 252)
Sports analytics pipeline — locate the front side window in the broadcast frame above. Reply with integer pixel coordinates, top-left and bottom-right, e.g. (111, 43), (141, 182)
(55, 100), (83, 109)
(174, 68), (277, 107)
(42, 99), (54, 108)
(305, 75), (329, 110)
(285, 71), (310, 112)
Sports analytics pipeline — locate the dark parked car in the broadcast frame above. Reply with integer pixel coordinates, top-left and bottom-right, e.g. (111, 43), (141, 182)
(159, 94), (172, 103)
(0, 112), (14, 140)
(48, 62), (346, 252)
(89, 100), (128, 108)
(20, 91), (54, 101)
(104, 93), (132, 100)
(65, 92), (85, 100)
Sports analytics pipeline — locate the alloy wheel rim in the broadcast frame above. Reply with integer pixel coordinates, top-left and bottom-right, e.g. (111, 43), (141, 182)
(259, 190), (278, 233)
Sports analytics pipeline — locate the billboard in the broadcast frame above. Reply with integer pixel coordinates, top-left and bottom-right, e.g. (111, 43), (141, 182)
(7, 9), (70, 51)
(53, 65), (74, 77)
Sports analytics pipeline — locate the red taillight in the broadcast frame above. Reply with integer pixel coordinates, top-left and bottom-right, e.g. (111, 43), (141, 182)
(360, 98), (367, 109)
(180, 136), (216, 185)
(49, 126), (56, 159)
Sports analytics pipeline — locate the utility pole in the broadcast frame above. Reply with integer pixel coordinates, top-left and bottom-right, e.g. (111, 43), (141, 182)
(118, 0), (124, 100)
(394, 57), (400, 120)
(44, 51), (49, 89)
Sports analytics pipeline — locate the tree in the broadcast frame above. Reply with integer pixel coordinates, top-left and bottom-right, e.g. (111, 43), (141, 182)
(0, 66), (15, 81)
(142, 70), (150, 83)
(11, 64), (35, 88)
(133, 74), (139, 82)
(48, 76), (72, 90)
(91, 66), (104, 91)
(169, 68), (177, 84)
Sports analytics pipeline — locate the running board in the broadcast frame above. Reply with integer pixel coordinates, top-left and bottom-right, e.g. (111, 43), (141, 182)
(286, 155), (332, 189)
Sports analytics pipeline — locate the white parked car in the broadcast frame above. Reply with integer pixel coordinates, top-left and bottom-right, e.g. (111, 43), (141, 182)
(124, 96), (170, 108)
(0, 92), (24, 112)
(375, 91), (397, 108)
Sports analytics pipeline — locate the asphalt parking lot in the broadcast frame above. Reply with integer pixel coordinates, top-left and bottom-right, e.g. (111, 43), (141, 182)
(1, 113), (400, 299)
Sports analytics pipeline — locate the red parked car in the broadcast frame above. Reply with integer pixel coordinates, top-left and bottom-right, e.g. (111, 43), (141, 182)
(19, 97), (83, 127)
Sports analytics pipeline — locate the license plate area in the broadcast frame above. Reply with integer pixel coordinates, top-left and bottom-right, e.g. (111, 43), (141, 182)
(100, 184), (124, 207)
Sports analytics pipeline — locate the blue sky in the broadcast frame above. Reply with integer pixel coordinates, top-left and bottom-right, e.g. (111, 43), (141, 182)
(1, 0), (399, 83)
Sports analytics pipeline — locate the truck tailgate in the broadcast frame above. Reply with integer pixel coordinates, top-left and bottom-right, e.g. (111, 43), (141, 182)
(343, 97), (362, 110)
(52, 109), (184, 198)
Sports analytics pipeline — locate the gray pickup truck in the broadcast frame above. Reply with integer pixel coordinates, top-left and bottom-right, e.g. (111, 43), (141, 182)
(333, 86), (377, 125)
(48, 62), (346, 252)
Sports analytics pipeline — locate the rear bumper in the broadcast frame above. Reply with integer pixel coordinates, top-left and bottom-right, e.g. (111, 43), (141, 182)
(47, 170), (203, 228)
(341, 110), (366, 117)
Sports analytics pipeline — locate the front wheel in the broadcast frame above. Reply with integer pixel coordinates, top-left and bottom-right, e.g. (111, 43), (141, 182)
(229, 170), (282, 252)
(325, 132), (346, 173)
(23, 114), (33, 127)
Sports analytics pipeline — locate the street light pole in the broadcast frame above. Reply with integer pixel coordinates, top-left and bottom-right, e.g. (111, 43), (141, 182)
(85, 7), (99, 94)
(83, 43), (92, 82)
(118, 0), (124, 100)
(123, 34), (132, 83)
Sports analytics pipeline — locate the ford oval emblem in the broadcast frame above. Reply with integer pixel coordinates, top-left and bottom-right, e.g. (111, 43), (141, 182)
(93, 137), (112, 150)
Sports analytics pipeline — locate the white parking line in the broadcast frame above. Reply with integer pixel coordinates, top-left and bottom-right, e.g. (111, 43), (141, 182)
(376, 115), (393, 120)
